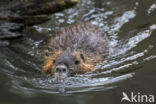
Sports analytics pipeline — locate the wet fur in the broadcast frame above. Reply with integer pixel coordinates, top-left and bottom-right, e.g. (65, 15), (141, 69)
(43, 22), (109, 75)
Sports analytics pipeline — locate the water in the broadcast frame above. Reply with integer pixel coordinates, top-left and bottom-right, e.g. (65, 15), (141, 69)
(0, 0), (156, 104)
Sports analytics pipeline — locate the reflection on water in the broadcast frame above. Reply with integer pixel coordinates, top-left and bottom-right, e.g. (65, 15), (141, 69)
(0, 0), (156, 103)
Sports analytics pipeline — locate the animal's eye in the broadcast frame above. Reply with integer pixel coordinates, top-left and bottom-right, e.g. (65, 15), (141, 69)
(80, 54), (85, 62)
(75, 60), (80, 65)
(45, 52), (49, 56)
(53, 60), (56, 64)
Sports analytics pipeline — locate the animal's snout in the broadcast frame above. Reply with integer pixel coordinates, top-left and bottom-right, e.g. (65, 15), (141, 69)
(54, 64), (68, 73)
(55, 67), (67, 73)
(54, 64), (69, 81)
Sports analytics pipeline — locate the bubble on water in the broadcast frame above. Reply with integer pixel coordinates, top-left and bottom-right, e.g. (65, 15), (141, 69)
(33, 26), (53, 33)
(58, 19), (65, 23)
(148, 2), (156, 15)
(55, 13), (65, 17)
(150, 24), (156, 30)
(135, 2), (139, 6)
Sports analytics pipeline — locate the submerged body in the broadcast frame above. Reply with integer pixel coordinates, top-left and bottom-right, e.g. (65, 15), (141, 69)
(43, 22), (109, 80)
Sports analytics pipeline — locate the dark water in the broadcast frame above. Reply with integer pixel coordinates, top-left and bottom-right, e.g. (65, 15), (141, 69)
(0, 0), (156, 104)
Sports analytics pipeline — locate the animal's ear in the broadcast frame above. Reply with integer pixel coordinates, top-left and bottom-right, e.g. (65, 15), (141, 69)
(43, 57), (53, 74)
(80, 54), (85, 62)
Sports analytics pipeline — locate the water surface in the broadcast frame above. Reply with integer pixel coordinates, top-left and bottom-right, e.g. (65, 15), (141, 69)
(0, 0), (156, 104)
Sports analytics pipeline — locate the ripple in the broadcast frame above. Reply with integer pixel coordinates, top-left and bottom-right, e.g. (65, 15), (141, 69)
(0, 0), (156, 94)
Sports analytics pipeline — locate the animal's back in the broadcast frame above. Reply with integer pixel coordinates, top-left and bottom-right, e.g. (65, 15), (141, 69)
(47, 22), (109, 57)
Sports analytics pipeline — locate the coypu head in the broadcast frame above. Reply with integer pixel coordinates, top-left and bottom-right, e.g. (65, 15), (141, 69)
(43, 22), (110, 82)
(43, 48), (98, 81)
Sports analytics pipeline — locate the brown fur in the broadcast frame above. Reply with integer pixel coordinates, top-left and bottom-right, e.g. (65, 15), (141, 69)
(43, 22), (109, 75)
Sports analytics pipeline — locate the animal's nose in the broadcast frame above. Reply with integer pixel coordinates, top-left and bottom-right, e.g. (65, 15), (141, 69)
(55, 64), (68, 73)
(55, 67), (67, 73)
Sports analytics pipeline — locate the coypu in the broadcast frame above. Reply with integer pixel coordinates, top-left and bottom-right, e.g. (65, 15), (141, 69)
(43, 22), (109, 81)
